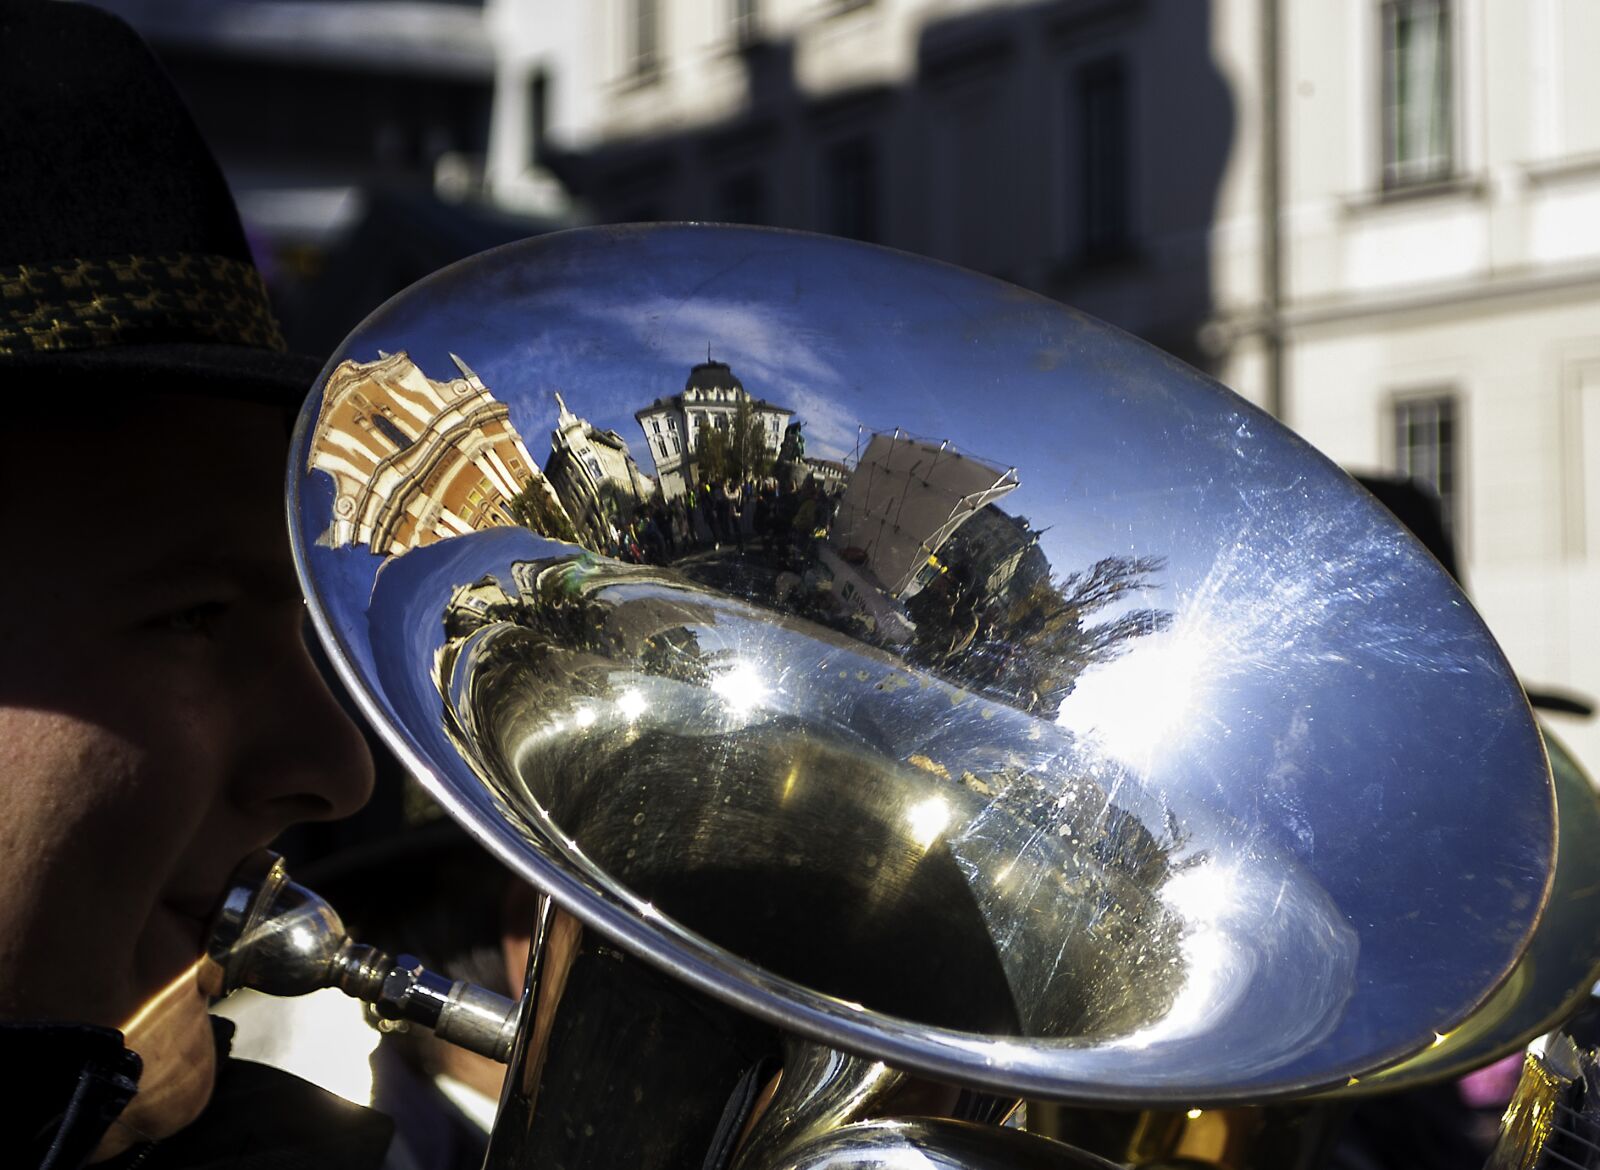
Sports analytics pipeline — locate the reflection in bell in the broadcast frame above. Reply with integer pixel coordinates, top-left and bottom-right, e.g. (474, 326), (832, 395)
(292, 225), (1554, 1124)
(424, 549), (1366, 1076)
(905, 797), (953, 850)
(1058, 625), (1213, 768)
(451, 559), (1190, 1041)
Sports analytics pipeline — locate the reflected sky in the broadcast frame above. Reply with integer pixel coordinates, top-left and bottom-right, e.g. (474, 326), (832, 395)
(294, 224), (1554, 1101)
(347, 226), (1230, 571)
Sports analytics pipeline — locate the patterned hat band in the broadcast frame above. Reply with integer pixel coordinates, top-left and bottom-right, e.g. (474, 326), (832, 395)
(0, 252), (287, 356)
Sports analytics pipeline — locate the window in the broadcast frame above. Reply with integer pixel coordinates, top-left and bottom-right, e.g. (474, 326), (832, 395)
(731, 0), (759, 45)
(627, 0), (660, 78)
(1393, 394), (1458, 534)
(1076, 57), (1131, 261)
(372, 414), (412, 452)
(1382, 0), (1453, 188)
(822, 137), (878, 243)
(527, 70), (549, 166)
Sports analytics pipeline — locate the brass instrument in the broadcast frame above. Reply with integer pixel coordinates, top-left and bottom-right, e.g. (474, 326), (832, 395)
(218, 224), (1573, 1166)
(1026, 724), (1600, 1166)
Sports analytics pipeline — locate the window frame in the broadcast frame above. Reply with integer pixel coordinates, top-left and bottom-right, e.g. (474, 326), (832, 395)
(1379, 0), (1456, 190)
(1074, 54), (1135, 264)
(1390, 389), (1463, 543)
(819, 134), (880, 244)
(623, 0), (662, 82)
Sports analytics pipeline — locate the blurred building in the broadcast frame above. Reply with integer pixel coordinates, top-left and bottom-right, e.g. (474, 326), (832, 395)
(94, 0), (575, 353)
(102, 0), (1600, 763)
(494, 0), (1237, 370)
(502, 0), (1600, 764)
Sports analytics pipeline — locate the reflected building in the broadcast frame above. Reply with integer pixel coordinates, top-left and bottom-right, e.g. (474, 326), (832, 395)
(936, 506), (1051, 605)
(635, 360), (792, 499)
(802, 457), (850, 493)
(443, 574), (519, 640)
(545, 392), (657, 548)
(308, 351), (572, 554)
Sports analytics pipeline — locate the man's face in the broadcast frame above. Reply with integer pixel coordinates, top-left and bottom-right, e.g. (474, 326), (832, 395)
(0, 393), (373, 1070)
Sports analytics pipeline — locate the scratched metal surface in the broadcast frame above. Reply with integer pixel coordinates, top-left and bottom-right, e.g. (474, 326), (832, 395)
(289, 224), (1553, 1104)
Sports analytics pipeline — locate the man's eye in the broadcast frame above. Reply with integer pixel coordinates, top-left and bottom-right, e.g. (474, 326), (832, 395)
(156, 601), (231, 637)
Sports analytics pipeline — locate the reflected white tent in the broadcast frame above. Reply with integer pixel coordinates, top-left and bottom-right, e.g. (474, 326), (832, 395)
(830, 431), (1018, 598)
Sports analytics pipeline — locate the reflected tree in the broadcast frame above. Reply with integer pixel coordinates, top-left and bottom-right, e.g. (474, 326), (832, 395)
(728, 395), (775, 484)
(639, 626), (714, 686)
(695, 396), (776, 488)
(909, 553), (1171, 715)
(508, 482), (580, 543)
(697, 424), (730, 486)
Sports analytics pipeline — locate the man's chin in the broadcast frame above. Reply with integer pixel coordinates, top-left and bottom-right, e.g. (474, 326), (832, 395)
(93, 968), (218, 1161)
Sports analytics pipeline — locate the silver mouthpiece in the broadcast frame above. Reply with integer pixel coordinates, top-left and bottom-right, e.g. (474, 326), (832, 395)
(201, 850), (521, 1063)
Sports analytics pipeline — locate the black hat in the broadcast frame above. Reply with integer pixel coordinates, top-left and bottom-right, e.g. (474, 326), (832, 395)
(0, 1), (321, 404)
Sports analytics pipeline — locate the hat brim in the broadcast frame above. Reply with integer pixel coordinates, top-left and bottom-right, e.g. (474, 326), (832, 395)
(1, 342), (325, 414)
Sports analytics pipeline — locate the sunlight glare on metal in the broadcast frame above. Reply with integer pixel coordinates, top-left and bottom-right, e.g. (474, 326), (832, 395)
(1055, 619), (1218, 767)
(710, 660), (768, 713)
(1160, 859), (1241, 922)
(1111, 862), (1247, 1049)
(906, 797), (953, 850)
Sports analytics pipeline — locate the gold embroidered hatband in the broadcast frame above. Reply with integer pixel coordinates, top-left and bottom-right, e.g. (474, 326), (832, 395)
(0, 253), (286, 356)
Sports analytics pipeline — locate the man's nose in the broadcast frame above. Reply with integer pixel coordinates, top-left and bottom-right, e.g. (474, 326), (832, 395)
(236, 633), (376, 827)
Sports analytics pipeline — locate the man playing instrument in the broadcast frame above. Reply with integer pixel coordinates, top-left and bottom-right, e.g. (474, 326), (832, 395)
(0, 4), (383, 1165)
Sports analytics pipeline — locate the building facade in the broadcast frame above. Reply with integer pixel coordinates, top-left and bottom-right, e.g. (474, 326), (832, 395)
(308, 350), (572, 554)
(635, 359), (793, 499)
(1265, 0), (1600, 769)
(546, 391), (657, 547)
(500, 0), (1600, 767)
(490, 0), (1244, 369)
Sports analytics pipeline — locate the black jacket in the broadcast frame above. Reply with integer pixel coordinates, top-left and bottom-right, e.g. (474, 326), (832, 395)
(3, 1019), (393, 1170)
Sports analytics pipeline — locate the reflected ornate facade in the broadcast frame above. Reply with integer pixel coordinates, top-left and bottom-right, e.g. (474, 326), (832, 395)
(308, 350), (572, 554)
(635, 360), (792, 500)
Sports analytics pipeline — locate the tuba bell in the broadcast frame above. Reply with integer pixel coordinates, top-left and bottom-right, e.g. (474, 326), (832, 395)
(214, 223), (1569, 1167)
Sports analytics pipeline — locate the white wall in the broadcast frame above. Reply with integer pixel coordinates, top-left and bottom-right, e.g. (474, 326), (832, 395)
(1270, 0), (1600, 769)
(500, 0), (1600, 772)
